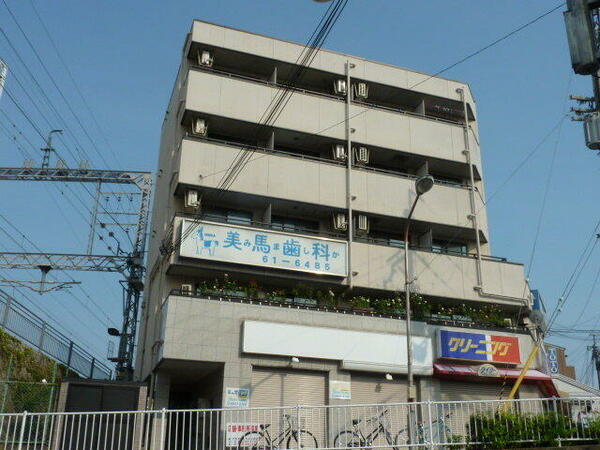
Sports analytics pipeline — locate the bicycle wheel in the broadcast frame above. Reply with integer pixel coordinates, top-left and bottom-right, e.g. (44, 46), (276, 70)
(238, 431), (270, 449)
(333, 430), (363, 448)
(287, 430), (319, 449)
(394, 428), (409, 448)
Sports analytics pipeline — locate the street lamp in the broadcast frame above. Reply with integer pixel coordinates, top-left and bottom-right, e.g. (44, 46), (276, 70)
(404, 175), (434, 440)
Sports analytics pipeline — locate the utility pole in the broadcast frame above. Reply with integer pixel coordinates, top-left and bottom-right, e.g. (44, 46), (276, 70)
(588, 334), (600, 389)
(41, 130), (63, 169)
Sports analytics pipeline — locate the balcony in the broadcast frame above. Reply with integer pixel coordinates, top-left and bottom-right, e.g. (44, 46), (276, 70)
(175, 137), (488, 236)
(183, 69), (480, 169)
(165, 216), (529, 308)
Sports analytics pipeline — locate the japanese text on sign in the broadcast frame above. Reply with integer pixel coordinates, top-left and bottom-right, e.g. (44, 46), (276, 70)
(180, 220), (348, 277)
(438, 330), (521, 364)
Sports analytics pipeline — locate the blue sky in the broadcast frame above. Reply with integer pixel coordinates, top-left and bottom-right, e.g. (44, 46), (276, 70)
(0, 1), (598, 384)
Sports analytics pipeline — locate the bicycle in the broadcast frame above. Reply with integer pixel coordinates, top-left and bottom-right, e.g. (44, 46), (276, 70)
(395, 413), (453, 446)
(237, 413), (319, 449)
(333, 408), (397, 449)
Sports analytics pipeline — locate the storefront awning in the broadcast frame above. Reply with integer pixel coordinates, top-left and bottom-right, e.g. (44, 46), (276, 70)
(434, 363), (559, 397)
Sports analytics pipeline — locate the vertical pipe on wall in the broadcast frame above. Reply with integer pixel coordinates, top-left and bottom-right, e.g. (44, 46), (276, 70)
(345, 60), (354, 288)
(457, 88), (483, 287)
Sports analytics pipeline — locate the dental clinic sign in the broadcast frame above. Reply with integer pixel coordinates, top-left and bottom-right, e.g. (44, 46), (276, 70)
(180, 219), (348, 277)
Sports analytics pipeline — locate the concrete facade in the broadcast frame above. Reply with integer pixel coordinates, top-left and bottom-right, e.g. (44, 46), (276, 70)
(136, 20), (543, 410)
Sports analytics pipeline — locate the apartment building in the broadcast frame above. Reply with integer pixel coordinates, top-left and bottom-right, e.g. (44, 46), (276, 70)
(135, 20), (557, 411)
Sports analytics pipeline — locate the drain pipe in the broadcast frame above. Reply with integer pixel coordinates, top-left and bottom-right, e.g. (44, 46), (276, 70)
(457, 88), (530, 306)
(457, 88), (483, 288)
(346, 60), (354, 288)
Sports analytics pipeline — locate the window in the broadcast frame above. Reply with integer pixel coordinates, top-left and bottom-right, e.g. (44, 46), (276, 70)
(432, 239), (467, 256)
(272, 216), (318, 234)
(203, 207), (252, 225)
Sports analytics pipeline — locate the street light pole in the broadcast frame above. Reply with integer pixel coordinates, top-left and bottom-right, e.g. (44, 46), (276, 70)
(404, 175), (434, 443)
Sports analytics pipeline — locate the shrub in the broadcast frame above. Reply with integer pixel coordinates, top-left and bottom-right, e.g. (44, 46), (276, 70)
(466, 411), (578, 449)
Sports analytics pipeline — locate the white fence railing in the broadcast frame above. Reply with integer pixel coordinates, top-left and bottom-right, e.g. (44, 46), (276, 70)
(1, 397), (600, 449)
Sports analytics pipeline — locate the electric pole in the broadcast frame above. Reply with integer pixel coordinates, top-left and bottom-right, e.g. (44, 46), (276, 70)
(588, 334), (600, 389)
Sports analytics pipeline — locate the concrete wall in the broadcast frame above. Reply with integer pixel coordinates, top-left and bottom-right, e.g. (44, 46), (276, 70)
(190, 20), (477, 106)
(352, 242), (530, 306)
(152, 295), (536, 403)
(184, 70), (481, 170)
(177, 139), (488, 236)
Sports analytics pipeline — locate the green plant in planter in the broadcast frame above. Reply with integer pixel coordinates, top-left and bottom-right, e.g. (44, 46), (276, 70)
(371, 297), (400, 314)
(316, 289), (338, 307)
(349, 296), (371, 309)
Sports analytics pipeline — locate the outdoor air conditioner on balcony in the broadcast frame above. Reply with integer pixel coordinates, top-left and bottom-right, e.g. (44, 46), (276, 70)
(197, 50), (214, 67)
(353, 82), (369, 100)
(356, 214), (369, 235)
(181, 284), (193, 295)
(353, 146), (369, 165)
(191, 118), (207, 136)
(333, 79), (347, 95)
(332, 144), (347, 161)
(332, 213), (348, 231)
(184, 189), (200, 209)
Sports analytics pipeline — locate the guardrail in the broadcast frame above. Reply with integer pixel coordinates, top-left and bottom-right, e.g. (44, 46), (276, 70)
(0, 290), (112, 380)
(1, 397), (599, 449)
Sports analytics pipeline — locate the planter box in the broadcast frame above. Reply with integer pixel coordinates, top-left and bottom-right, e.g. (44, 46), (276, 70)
(293, 297), (317, 306)
(452, 315), (473, 323)
(223, 290), (246, 298)
(430, 313), (452, 321)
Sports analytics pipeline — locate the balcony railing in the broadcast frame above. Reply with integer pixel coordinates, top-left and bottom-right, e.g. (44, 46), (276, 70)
(168, 289), (528, 334)
(169, 212), (507, 263)
(188, 64), (467, 127)
(183, 134), (472, 190)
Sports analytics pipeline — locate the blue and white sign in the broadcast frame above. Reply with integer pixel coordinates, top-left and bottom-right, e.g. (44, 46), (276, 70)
(546, 346), (559, 374)
(180, 220), (348, 277)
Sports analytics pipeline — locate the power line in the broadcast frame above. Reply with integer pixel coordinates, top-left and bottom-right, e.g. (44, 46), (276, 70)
(165, 0), (350, 257)
(408, 2), (566, 91)
(26, 0), (123, 167)
(2, 0), (113, 168)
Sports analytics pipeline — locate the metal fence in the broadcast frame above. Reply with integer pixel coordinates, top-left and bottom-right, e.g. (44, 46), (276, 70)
(0, 380), (58, 414)
(1, 396), (600, 449)
(0, 289), (112, 380)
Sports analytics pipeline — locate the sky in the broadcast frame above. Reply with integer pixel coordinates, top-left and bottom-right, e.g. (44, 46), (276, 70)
(0, 0), (598, 385)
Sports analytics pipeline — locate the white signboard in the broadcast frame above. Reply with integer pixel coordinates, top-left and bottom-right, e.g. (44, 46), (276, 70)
(224, 387), (250, 408)
(330, 380), (351, 400)
(547, 347), (559, 374)
(180, 220), (347, 277)
(226, 423), (261, 447)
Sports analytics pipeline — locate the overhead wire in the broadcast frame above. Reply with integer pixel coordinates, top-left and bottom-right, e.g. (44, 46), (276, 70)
(164, 0), (350, 257)
(26, 0), (123, 167)
(2, 0), (113, 168)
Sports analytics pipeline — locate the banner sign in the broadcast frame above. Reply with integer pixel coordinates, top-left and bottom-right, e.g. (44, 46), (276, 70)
(226, 423), (261, 447)
(224, 387), (250, 408)
(180, 220), (347, 277)
(438, 330), (521, 364)
(546, 346), (559, 374)
(330, 380), (351, 400)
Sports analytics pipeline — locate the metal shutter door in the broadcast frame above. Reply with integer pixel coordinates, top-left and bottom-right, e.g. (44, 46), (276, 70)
(518, 383), (543, 399)
(351, 374), (408, 404)
(251, 368), (327, 448)
(439, 381), (503, 441)
(250, 368), (326, 407)
(339, 375), (409, 448)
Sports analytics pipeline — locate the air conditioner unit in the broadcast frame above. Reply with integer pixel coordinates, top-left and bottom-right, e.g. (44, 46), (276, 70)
(332, 213), (348, 231)
(331, 144), (347, 161)
(356, 214), (369, 235)
(353, 146), (369, 165)
(184, 189), (200, 209)
(333, 79), (347, 95)
(181, 284), (193, 295)
(191, 118), (207, 136)
(197, 50), (214, 67)
(353, 82), (369, 99)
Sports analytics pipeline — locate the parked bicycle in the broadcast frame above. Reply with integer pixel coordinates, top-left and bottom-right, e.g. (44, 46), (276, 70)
(237, 413), (319, 449)
(333, 408), (397, 449)
(333, 408), (453, 449)
(395, 412), (453, 446)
